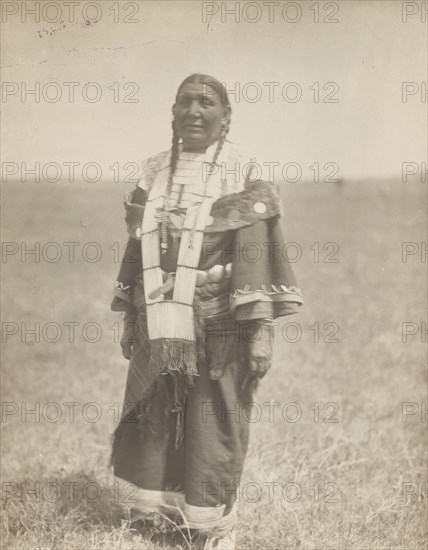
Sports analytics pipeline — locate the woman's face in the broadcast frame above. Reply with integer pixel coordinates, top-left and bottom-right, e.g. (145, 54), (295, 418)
(173, 83), (229, 153)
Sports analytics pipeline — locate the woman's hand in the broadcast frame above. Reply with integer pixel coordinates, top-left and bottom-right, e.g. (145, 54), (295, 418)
(247, 320), (273, 380)
(120, 313), (138, 360)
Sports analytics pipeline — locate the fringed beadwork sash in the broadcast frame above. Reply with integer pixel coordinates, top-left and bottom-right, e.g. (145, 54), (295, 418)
(141, 142), (223, 383)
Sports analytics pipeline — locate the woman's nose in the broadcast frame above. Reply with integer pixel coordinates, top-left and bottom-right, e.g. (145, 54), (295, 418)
(188, 100), (201, 117)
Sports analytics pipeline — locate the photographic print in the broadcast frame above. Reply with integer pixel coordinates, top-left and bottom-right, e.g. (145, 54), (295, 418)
(1, 1), (427, 549)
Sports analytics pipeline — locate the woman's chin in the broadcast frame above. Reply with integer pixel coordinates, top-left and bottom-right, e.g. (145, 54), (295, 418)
(182, 139), (209, 153)
(182, 136), (219, 153)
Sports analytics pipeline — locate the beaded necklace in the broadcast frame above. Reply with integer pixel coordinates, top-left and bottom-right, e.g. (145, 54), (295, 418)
(160, 139), (224, 254)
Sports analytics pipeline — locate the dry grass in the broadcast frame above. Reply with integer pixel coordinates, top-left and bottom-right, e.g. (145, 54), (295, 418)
(1, 181), (426, 549)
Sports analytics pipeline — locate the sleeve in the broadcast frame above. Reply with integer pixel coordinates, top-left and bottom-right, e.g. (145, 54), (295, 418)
(110, 187), (146, 313)
(230, 215), (303, 321)
(110, 150), (171, 313)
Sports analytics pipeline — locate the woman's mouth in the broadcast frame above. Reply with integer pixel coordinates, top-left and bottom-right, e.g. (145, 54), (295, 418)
(185, 126), (204, 135)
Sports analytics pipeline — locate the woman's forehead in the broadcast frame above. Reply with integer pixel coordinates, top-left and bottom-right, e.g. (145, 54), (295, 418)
(177, 82), (221, 101)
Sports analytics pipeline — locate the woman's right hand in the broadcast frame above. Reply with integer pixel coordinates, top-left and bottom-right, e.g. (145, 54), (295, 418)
(120, 313), (138, 360)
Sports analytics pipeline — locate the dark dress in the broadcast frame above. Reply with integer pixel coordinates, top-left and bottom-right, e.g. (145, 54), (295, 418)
(110, 143), (302, 534)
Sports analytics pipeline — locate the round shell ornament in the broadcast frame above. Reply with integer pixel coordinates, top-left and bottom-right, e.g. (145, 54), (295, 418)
(207, 265), (225, 283)
(254, 201), (267, 214)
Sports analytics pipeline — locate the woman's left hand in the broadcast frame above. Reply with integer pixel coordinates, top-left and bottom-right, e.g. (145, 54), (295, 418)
(247, 320), (273, 379)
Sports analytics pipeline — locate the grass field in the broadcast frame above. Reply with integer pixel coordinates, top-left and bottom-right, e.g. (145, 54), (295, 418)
(1, 180), (427, 549)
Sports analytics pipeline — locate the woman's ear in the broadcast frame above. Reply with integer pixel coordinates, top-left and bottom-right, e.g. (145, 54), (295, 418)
(222, 105), (231, 127)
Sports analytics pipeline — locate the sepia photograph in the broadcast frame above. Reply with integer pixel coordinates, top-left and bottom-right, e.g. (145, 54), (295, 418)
(1, 1), (427, 549)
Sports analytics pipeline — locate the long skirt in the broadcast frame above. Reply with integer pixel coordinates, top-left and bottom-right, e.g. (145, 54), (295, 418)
(111, 312), (253, 535)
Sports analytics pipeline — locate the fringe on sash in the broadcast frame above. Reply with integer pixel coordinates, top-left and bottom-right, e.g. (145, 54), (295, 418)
(148, 340), (198, 381)
(147, 293), (205, 379)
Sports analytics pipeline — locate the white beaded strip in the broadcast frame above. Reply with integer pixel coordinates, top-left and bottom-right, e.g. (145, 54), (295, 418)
(141, 143), (223, 341)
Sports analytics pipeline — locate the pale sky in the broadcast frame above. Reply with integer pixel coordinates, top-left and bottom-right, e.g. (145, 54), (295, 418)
(1, 0), (427, 182)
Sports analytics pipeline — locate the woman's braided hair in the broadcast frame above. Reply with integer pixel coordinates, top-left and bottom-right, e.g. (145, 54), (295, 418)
(169, 74), (231, 188)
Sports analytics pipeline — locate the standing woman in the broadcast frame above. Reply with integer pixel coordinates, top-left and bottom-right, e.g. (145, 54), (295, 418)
(111, 73), (302, 549)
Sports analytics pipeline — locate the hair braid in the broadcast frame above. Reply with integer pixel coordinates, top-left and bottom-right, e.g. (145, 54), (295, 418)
(186, 123), (230, 248)
(168, 119), (180, 191)
(214, 124), (229, 163)
(160, 119), (180, 252)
